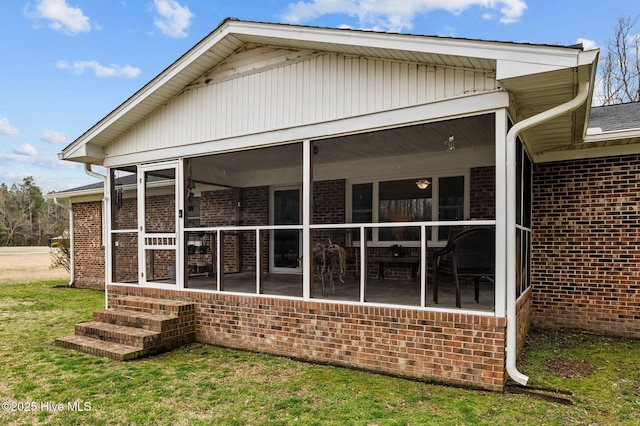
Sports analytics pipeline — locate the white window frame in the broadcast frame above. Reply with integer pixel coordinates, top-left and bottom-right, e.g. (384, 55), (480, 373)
(347, 169), (470, 247)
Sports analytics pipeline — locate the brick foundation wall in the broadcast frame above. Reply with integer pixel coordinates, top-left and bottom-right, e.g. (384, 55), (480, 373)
(107, 284), (507, 391)
(532, 155), (640, 338)
(72, 201), (105, 289)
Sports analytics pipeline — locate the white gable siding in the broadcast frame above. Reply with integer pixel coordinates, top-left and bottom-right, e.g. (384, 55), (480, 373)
(106, 47), (498, 158)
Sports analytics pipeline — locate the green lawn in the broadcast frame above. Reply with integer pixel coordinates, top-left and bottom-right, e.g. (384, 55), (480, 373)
(1, 280), (639, 425)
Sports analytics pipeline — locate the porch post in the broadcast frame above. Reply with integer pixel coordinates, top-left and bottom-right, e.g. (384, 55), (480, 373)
(302, 140), (312, 299)
(494, 110), (508, 317)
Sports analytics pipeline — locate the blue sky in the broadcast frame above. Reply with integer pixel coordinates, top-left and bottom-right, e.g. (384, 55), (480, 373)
(0, 0), (637, 193)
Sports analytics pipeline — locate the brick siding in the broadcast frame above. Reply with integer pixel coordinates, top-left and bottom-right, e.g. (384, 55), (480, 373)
(532, 155), (640, 338)
(72, 201), (105, 289)
(516, 288), (532, 353)
(470, 166), (496, 219)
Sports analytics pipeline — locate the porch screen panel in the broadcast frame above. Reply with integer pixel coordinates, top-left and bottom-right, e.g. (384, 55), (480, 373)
(144, 248), (176, 283)
(145, 168), (176, 233)
(515, 138), (532, 296)
(273, 189), (301, 269)
(523, 149), (532, 228)
(352, 183), (372, 241)
(110, 167), (139, 284)
(379, 179), (431, 241)
(112, 232), (139, 284)
(438, 176), (465, 240)
(185, 231), (216, 289)
(111, 168), (138, 230)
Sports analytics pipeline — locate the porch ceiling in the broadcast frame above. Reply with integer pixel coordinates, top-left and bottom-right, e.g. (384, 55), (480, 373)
(189, 113), (495, 187)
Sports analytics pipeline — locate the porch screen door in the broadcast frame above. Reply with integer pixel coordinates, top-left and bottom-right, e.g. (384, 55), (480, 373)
(139, 161), (182, 287)
(271, 187), (302, 273)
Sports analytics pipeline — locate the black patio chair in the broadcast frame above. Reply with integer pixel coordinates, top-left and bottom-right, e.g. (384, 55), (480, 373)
(432, 227), (495, 308)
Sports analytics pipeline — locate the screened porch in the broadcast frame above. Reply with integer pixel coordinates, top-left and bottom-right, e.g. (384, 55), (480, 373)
(107, 112), (532, 312)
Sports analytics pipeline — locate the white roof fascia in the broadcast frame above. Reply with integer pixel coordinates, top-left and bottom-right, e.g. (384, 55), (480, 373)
(44, 187), (103, 202)
(60, 20), (239, 162)
(59, 141), (104, 163)
(496, 61), (567, 81)
(535, 142), (640, 163)
(496, 49), (598, 81)
(583, 127), (640, 143)
(231, 20), (585, 68)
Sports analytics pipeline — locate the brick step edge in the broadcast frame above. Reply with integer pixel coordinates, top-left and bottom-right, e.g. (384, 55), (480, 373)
(109, 295), (196, 315)
(55, 335), (147, 361)
(75, 321), (160, 349)
(93, 309), (178, 332)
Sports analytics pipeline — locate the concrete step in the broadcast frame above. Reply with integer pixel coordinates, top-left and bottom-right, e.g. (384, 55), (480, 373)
(55, 335), (147, 361)
(109, 295), (195, 316)
(75, 321), (160, 349)
(93, 309), (178, 332)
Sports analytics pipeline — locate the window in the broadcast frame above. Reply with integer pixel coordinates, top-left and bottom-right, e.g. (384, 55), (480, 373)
(379, 179), (432, 241)
(350, 175), (465, 244)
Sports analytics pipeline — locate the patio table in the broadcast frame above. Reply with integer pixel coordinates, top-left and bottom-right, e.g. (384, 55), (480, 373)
(370, 256), (420, 281)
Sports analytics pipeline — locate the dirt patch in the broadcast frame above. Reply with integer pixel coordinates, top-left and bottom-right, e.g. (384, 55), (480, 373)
(0, 247), (69, 283)
(545, 358), (597, 378)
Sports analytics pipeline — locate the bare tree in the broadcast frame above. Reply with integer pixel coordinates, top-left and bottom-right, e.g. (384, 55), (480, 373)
(0, 177), (67, 246)
(0, 183), (30, 246)
(598, 16), (640, 105)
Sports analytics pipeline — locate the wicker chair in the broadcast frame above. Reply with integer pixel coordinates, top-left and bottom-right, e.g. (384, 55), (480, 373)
(432, 228), (495, 308)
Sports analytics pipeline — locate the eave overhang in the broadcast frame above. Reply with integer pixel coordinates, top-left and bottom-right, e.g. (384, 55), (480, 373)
(44, 186), (103, 203)
(534, 127), (640, 163)
(497, 49), (599, 163)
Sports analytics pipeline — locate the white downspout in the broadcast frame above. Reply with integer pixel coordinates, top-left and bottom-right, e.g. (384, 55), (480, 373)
(505, 81), (590, 385)
(53, 197), (74, 287)
(84, 164), (109, 308)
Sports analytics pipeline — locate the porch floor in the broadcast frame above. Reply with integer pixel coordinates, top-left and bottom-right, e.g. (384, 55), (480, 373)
(185, 273), (495, 311)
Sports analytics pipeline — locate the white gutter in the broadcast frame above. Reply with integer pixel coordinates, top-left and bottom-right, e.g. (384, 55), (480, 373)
(505, 81), (590, 385)
(84, 164), (109, 308)
(52, 198), (74, 287)
(84, 163), (107, 183)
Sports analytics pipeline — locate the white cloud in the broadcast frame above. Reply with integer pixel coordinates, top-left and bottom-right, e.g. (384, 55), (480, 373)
(497, 0), (527, 24)
(0, 151), (76, 169)
(15, 144), (38, 157)
(0, 117), (21, 138)
(40, 129), (70, 145)
(283, 0), (527, 32)
(56, 60), (141, 78)
(577, 38), (598, 51)
(26, 0), (91, 35)
(153, 0), (194, 38)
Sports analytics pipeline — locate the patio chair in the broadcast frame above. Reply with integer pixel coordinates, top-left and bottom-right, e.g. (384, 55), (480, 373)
(432, 227), (495, 308)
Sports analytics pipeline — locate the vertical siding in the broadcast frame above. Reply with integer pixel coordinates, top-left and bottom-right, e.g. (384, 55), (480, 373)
(107, 50), (497, 157)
